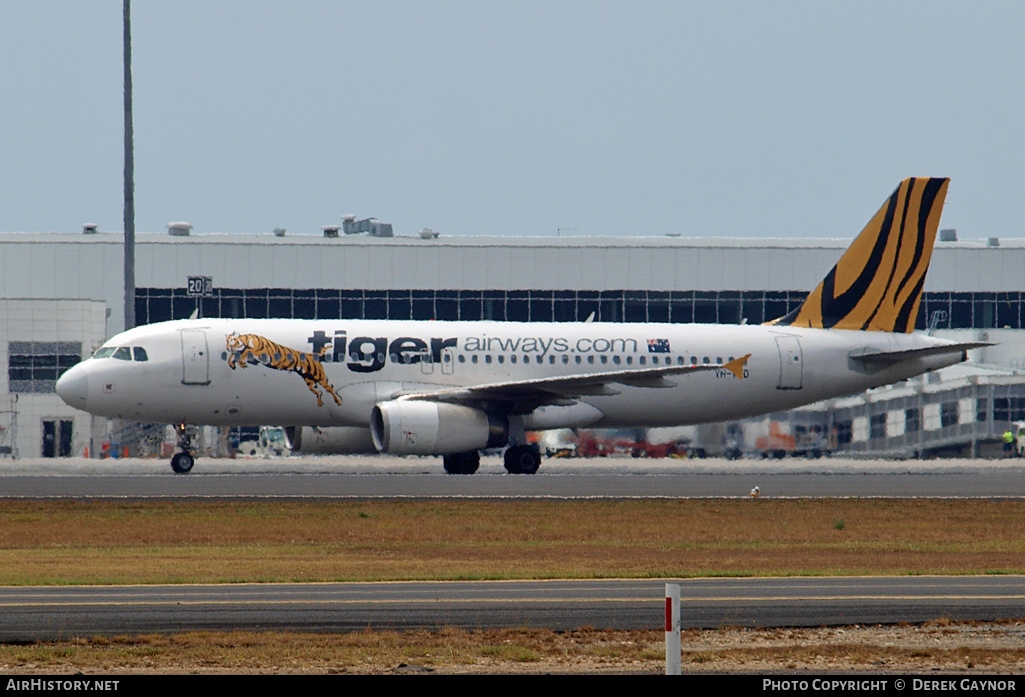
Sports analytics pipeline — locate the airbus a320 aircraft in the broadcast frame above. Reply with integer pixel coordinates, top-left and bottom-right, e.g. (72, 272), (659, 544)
(57, 178), (985, 474)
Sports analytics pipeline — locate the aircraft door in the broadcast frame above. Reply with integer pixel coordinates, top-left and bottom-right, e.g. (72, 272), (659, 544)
(775, 335), (803, 390)
(181, 329), (211, 385)
(441, 347), (455, 375)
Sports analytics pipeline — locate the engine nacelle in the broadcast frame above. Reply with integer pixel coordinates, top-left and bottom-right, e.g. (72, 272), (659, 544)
(283, 426), (377, 455)
(370, 400), (508, 455)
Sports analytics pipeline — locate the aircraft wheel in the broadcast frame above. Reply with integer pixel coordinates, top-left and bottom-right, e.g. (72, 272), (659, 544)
(443, 451), (479, 475)
(504, 445), (541, 474)
(171, 451), (195, 474)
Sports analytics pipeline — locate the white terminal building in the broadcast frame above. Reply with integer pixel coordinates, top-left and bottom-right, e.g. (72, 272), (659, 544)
(2, 220), (1024, 459)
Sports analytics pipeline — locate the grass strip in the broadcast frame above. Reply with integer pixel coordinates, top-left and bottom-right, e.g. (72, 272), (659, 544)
(0, 498), (1022, 584)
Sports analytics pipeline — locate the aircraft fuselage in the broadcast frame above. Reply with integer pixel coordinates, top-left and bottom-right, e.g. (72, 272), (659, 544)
(57, 318), (964, 430)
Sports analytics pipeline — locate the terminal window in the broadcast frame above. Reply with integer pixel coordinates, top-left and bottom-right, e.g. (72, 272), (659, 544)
(132, 287), (1020, 330)
(7, 341), (81, 394)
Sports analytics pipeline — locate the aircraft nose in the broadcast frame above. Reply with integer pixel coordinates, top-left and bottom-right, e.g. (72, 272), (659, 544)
(56, 365), (89, 410)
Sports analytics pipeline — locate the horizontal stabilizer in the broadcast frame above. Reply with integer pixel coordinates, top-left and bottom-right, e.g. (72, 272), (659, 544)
(849, 342), (991, 367)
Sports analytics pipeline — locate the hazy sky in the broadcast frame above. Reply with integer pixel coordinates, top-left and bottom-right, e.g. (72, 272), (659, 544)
(2, 1), (1023, 240)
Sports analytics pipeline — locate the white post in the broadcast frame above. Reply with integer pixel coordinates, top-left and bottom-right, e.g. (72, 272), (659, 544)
(665, 583), (681, 675)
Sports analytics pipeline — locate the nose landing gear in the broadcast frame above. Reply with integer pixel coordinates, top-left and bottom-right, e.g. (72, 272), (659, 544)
(170, 423), (196, 474)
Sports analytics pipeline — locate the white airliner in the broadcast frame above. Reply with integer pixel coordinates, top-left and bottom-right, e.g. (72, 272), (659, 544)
(56, 178), (985, 474)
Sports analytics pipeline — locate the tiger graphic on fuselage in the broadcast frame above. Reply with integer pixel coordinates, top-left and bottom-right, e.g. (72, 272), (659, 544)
(225, 332), (342, 408)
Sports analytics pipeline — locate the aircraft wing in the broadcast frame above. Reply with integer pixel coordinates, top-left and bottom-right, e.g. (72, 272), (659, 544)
(396, 354), (751, 413)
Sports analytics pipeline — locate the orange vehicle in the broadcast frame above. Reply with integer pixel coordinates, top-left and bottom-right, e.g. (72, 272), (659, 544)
(754, 421), (828, 459)
(755, 421), (796, 459)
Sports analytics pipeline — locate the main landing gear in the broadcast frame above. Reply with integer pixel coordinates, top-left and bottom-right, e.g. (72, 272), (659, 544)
(503, 444), (541, 474)
(441, 445), (542, 475)
(170, 423), (195, 474)
(443, 450), (480, 475)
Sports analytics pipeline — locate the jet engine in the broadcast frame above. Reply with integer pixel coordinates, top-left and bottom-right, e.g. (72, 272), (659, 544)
(283, 426), (377, 455)
(370, 400), (508, 455)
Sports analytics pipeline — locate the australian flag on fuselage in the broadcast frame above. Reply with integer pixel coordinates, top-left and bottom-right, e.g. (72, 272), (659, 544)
(647, 338), (671, 354)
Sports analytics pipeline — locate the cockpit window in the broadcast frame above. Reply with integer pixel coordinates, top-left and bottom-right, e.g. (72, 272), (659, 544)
(93, 345), (150, 361)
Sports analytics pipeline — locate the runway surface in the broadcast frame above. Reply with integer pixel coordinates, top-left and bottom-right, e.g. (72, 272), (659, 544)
(2, 455), (1023, 640)
(1, 454), (1025, 498)
(1, 576), (1023, 641)
(2, 454), (1025, 498)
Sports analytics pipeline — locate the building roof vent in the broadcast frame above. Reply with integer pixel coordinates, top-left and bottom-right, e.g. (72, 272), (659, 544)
(370, 222), (393, 238)
(988, 237), (1001, 247)
(342, 216), (393, 237)
(419, 227), (439, 239)
(82, 223), (98, 234)
(939, 228), (957, 242)
(273, 227), (286, 237)
(322, 226), (340, 238)
(167, 221), (192, 236)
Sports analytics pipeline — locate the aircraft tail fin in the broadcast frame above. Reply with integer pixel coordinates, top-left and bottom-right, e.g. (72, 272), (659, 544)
(770, 177), (949, 333)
